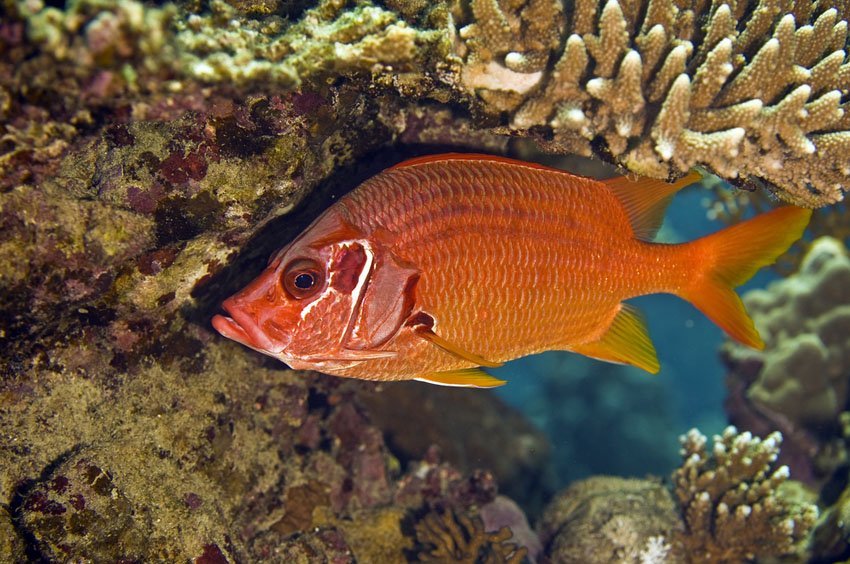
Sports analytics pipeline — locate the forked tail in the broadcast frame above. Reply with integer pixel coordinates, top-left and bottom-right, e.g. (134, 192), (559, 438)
(678, 206), (812, 349)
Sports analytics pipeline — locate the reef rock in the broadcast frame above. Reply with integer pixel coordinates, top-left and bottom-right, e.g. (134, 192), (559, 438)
(723, 237), (850, 484)
(538, 476), (679, 564)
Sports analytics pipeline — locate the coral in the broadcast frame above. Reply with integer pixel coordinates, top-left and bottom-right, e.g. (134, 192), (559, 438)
(479, 495), (542, 562)
(723, 237), (850, 484)
(537, 476), (680, 564)
(0, 77), (539, 558)
(173, 0), (446, 88)
(2, 0), (846, 560)
(671, 426), (818, 562)
(356, 380), (554, 517)
(412, 506), (527, 564)
(8, 0), (849, 206)
(454, 0), (850, 206)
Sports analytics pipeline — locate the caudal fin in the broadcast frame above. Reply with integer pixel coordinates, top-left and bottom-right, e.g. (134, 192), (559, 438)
(679, 206), (812, 349)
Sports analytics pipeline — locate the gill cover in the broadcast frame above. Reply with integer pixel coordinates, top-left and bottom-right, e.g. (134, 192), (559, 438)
(308, 210), (421, 352)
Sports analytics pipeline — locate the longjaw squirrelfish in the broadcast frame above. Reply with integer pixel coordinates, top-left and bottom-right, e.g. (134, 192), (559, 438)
(212, 154), (811, 388)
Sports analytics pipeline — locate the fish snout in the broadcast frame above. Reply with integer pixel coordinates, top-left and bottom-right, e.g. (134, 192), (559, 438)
(212, 297), (285, 354)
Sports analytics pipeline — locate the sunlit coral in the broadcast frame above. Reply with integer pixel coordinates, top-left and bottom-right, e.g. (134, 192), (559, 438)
(454, 0), (850, 206)
(671, 426), (818, 562)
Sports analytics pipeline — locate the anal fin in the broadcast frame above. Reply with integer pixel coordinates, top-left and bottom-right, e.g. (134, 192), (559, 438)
(415, 368), (506, 388)
(570, 304), (660, 374)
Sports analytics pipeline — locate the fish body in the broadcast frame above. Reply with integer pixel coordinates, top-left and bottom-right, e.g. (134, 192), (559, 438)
(212, 154), (811, 387)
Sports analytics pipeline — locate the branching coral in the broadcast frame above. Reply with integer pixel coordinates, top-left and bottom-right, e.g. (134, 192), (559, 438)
(454, 0), (850, 206)
(671, 426), (818, 562)
(8, 0), (850, 205)
(413, 506), (527, 564)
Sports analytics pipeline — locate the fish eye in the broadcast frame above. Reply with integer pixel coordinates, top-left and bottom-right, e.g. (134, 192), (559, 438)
(282, 258), (324, 299)
(294, 273), (314, 290)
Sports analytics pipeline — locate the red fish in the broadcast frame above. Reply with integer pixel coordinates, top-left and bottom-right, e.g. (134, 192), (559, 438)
(212, 154), (811, 387)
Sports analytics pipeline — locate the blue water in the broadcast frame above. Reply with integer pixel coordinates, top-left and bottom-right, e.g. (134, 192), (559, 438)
(491, 182), (777, 487)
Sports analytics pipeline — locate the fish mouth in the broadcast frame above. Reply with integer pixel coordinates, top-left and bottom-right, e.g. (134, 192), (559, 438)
(212, 302), (277, 353)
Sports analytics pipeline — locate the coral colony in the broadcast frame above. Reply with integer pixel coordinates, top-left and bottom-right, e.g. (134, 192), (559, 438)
(1, 0), (848, 561)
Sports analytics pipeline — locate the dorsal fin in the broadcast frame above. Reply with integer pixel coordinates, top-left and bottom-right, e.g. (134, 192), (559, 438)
(603, 170), (702, 241)
(390, 153), (565, 173)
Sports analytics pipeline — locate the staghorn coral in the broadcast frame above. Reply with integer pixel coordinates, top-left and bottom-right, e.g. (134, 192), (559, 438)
(455, 0), (850, 206)
(723, 237), (850, 484)
(671, 426), (818, 562)
(413, 506), (527, 564)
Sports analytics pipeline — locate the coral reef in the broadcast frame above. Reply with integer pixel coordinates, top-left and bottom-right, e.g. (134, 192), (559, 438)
(174, 0), (447, 88)
(0, 85), (523, 561)
(1, 0), (180, 189)
(356, 380), (555, 517)
(455, 0), (850, 206)
(671, 426), (818, 562)
(2, 0), (846, 560)
(8, 0), (849, 207)
(723, 237), (850, 484)
(1, 337), (538, 561)
(538, 426), (817, 563)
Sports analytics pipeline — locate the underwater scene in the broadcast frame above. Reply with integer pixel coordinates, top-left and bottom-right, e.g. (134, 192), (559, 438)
(1, 0), (849, 562)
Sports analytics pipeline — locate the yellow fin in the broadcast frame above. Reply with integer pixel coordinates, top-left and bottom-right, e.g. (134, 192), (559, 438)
(414, 326), (503, 368)
(603, 170), (701, 240)
(415, 368), (507, 388)
(570, 304), (660, 374)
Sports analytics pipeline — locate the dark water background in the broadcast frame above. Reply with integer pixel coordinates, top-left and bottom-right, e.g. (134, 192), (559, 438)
(490, 182), (778, 488)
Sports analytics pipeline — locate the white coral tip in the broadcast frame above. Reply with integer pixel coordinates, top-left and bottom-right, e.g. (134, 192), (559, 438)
(774, 465), (790, 479)
(504, 52), (526, 70)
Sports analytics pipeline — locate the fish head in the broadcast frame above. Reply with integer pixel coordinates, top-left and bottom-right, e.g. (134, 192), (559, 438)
(212, 208), (419, 372)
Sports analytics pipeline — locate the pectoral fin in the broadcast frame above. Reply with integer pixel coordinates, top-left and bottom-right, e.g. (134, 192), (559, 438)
(414, 325), (503, 368)
(415, 368), (507, 388)
(570, 304), (660, 374)
(302, 350), (398, 362)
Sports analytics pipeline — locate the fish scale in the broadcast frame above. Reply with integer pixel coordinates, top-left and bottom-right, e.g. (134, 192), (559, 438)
(213, 154), (811, 387)
(340, 161), (667, 369)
